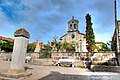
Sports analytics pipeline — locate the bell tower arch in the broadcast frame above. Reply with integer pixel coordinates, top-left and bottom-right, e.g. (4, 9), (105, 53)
(68, 16), (79, 32)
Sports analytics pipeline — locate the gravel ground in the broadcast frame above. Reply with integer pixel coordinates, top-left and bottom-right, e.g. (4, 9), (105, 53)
(0, 60), (120, 80)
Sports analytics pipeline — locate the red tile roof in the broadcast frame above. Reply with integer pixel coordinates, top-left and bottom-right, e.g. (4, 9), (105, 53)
(0, 36), (14, 42)
(95, 42), (104, 44)
(32, 42), (44, 48)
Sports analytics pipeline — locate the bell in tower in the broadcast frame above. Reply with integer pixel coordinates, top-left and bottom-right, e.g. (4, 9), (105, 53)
(68, 16), (79, 32)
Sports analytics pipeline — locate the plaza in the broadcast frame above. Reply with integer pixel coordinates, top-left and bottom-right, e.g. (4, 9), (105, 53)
(0, 60), (120, 80)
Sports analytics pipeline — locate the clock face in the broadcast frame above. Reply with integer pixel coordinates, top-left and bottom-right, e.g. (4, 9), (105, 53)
(71, 34), (75, 39)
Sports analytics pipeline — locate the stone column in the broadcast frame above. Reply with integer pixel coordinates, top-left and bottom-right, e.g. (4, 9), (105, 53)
(9, 28), (30, 74)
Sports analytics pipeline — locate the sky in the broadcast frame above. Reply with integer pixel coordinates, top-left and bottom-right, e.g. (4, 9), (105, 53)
(0, 0), (120, 44)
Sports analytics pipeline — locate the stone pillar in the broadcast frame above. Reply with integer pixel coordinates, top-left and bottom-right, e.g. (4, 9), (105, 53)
(9, 28), (30, 74)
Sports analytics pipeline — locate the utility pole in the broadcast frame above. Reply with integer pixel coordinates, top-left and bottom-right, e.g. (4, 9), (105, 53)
(114, 0), (120, 66)
(114, 0), (119, 53)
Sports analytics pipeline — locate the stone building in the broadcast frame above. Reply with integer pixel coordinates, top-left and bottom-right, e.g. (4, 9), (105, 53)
(60, 16), (87, 52)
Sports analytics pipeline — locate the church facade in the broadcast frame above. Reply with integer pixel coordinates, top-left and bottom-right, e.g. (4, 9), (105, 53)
(60, 16), (87, 52)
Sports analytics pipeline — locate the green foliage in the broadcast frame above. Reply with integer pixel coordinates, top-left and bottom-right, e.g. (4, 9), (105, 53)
(86, 13), (95, 52)
(44, 43), (52, 52)
(27, 43), (35, 52)
(61, 40), (68, 52)
(1, 41), (14, 52)
(40, 42), (52, 58)
(98, 43), (110, 52)
(61, 41), (75, 52)
(54, 42), (61, 52)
(53, 35), (61, 52)
(0, 40), (2, 49)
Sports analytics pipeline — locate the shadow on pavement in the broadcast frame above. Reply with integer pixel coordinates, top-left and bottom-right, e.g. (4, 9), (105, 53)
(39, 71), (120, 80)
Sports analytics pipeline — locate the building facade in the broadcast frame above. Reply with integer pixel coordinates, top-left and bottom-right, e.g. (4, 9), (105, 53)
(60, 16), (87, 52)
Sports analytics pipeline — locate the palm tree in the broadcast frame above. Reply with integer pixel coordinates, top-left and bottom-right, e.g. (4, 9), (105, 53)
(61, 40), (68, 52)
(55, 42), (61, 52)
(61, 41), (76, 52)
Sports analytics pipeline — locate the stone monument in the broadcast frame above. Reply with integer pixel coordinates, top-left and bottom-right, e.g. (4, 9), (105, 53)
(0, 28), (32, 79)
(34, 37), (40, 52)
(9, 28), (30, 73)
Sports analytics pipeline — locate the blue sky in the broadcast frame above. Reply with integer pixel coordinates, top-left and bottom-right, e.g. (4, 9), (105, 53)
(0, 0), (120, 44)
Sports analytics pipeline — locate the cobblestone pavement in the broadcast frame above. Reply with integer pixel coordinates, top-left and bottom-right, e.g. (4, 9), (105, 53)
(0, 60), (120, 80)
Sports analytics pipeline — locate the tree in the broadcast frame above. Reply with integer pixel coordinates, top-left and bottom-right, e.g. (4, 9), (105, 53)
(61, 40), (68, 52)
(40, 41), (52, 58)
(86, 14), (95, 52)
(53, 35), (60, 52)
(27, 44), (36, 52)
(1, 41), (14, 52)
(98, 43), (110, 52)
(61, 41), (75, 52)
(67, 42), (75, 52)
(54, 42), (61, 52)
(0, 40), (2, 51)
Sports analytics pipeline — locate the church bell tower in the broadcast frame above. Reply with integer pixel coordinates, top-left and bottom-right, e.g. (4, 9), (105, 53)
(68, 16), (79, 32)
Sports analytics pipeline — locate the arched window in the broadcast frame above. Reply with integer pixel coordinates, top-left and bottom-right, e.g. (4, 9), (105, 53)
(74, 24), (76, 29)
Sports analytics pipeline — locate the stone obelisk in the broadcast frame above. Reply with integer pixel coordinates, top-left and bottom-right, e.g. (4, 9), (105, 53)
(9, 28), (30, 74)
(34, 37), (40, 52)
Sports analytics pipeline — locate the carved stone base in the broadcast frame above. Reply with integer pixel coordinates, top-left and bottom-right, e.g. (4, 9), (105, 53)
(8, 69), (25, 74)
(0, 69), (32, 79)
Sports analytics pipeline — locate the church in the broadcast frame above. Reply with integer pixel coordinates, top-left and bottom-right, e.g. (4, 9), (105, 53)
(60, 16), (87, 52)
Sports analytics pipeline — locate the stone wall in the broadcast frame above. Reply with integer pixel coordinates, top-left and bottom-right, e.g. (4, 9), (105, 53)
(0, 52), (12, 61)
(0, 52), (39, 61)
(31, 58), (54, 66)
(26, 52), (39, 59)
(51, 52), (92, 67)
(90, 52), (119, 72)
(51, 52), (92, 60)
(91, 52), (117, 65)
(51, 52), (117, 67)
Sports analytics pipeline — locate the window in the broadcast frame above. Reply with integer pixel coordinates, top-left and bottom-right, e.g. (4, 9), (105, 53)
(74, 24), (76, 29)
